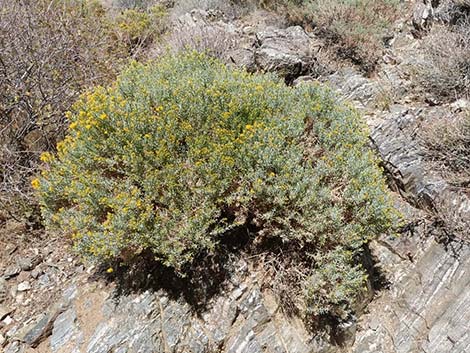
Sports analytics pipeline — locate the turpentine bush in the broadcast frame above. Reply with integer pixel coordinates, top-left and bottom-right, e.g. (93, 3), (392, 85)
(35, 52), (397, 317)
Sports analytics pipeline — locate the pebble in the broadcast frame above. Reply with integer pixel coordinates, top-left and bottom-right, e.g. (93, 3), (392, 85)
(3, 315), (13, 325)
(4, 265), (21, 279)
(16, 257), (33, 271)
(31, 267), (43, 279)
(0, 304), (11, 320)
(17, 281), (31, 292)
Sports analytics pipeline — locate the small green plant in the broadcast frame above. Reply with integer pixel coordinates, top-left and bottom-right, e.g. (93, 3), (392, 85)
(113, 4), (169, 55)
(36, 52), (398, 318)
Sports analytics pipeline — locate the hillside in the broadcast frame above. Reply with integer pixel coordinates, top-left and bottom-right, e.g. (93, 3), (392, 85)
(0, 1), (469, 353)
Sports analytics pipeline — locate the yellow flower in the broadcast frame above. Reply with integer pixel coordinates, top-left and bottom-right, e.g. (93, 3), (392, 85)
(106, 267), (114, 273)
(31, 178), (40, 190)
(69, 121), (78, 130)
(40, 152), (53, 163)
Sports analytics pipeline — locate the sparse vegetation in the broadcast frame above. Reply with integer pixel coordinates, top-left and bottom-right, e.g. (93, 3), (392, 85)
(36, 52), (398, 319)
(113, 4), (169, 56)
(422, 111), (470, 183)
(0, 0), (170, 217)
(264, 0), (404, 73)
(158, 21), (240, 62)
(0, 0), (126, 216)
(414, 14), (470, 100)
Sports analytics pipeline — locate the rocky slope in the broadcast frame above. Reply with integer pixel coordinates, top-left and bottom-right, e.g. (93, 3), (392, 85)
(1, 2), (469, 353)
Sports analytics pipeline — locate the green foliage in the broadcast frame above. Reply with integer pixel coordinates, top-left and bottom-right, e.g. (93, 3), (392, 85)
(36, 52), (397, 317)
(113, 4), (169, 54)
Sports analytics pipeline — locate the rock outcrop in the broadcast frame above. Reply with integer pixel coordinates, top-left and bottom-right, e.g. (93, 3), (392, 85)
(164, 10), (322, 81)
(352, 106), (470, 353)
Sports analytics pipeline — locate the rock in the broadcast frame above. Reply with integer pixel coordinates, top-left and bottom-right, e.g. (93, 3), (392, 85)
(334, 318), (357, 346)
(254, 26), (321, 80)
(324, 68), (379, 111)
(0, 278), (7, 302)
(16, 271), (29, 283)
(412, 0), (433, 34)
(293, 75), (316, 86)
(3, 315), (14, 325)
(19, 300), (69, 347)
(450, 98), (469, 112)
(83, 270), (325, 353)
(38, 273), (51, 288)
(0, 333), (5, 346)
(352, 106), (470, 353)
(4, 341), (24, 353)
(15, 293), (24, 305)
(5, 244), (18, 256)
(4, 264), (21, 279)
(16, 257), (32, 271)
(16, 282), (31, 292)
(51, 308), (79, 352)
(30, 267), (42, 279)
(0, 304), (12, 320)
(370, 107), (470, 230)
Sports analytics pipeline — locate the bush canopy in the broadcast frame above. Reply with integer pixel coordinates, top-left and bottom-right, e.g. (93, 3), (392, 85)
(36, 52), (397, 316)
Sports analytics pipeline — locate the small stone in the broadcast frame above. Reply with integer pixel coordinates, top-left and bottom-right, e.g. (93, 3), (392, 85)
(17, 282), (31, 292)
(30, 267), (42, 279)
(16, 257), (33, 271)
(3, 315), (13, 325)
(9, 286), (17, 298)
(6, 325), (18, 337)
(5, 244), (17, 256)
(0, 304), (12, 320)
(0, 333), (5, 345)
(38, 274), (50, 288)
(0, 278), (7, 303)
(4, 265), (21, 279)
(17, 271), (29, 283)
(451, 98), (469, 112)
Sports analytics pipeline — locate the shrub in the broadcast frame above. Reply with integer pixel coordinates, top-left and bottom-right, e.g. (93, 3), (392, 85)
(422, 111), (470, 182)
(0, 0), (126, 216)
(413, 19), (470, 100)
(158, 22), (240, 62)
(36, 52), (397, 318)
(113, 4), (169, 56)
(264, 0), (404, 73)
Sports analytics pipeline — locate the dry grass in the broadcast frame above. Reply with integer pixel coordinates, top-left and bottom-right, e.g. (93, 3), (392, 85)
(265, 0), (405, 74)
(421, 111), (470, 186)
(414, 20), (470, 100)
(155, 21), (240, 62)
